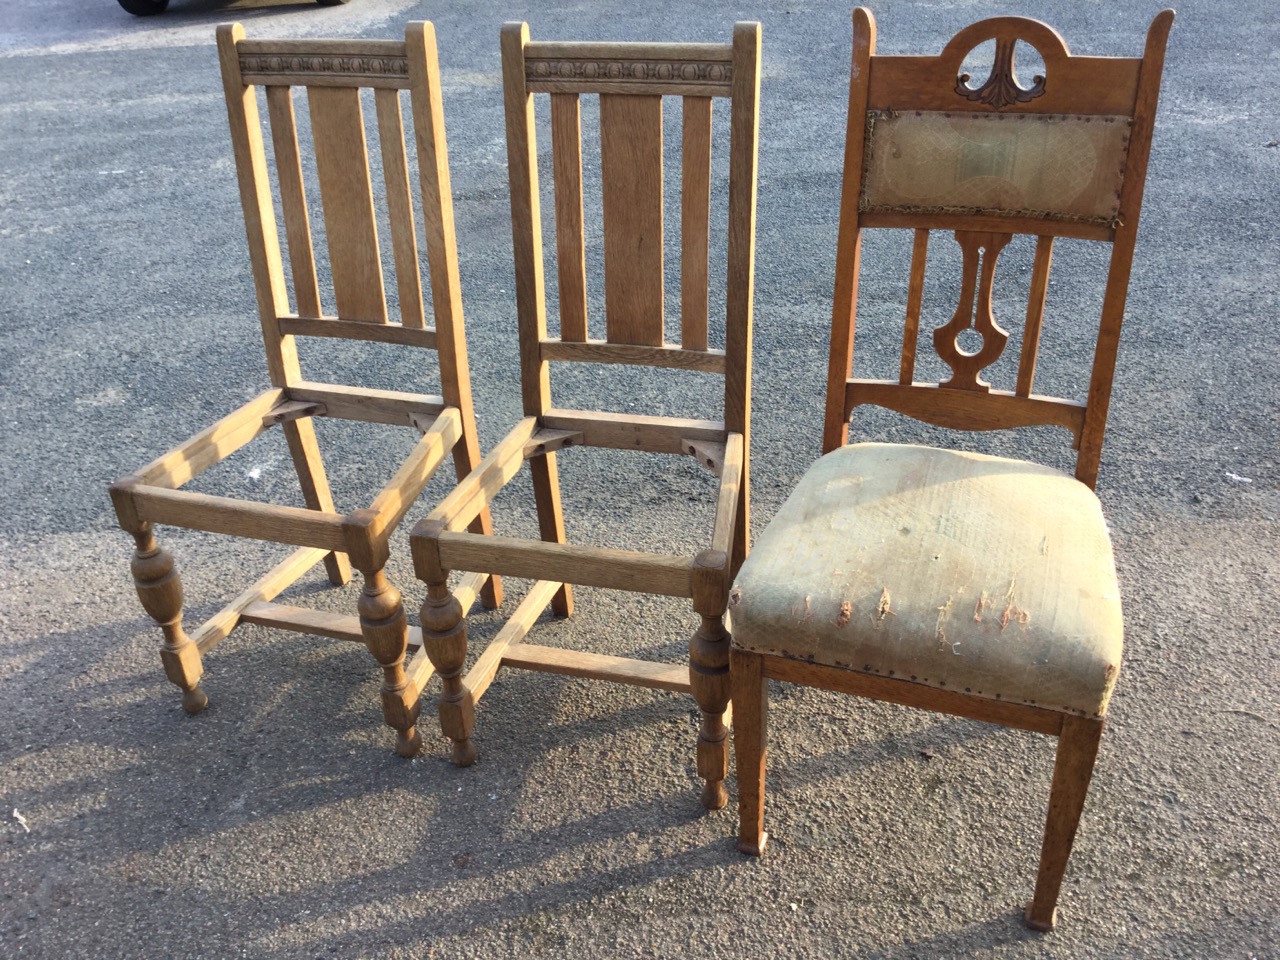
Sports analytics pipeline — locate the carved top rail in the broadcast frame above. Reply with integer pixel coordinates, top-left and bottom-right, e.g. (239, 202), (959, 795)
(238, 39), (412, 89)
(524, 41), (734, 97)
(867, 17), (1143, 117)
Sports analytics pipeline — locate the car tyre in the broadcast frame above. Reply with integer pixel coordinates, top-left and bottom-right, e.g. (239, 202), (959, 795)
(118, 0), (170, 14)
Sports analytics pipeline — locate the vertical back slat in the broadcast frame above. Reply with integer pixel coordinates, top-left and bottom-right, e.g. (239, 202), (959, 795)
(899, 228), (929, 385)
(599, 93), (665, 347)
(307, 86), (388, 324)
(1017, 235), (1054, 397)
(680, 96), (713, 352)
(550, 93), (589, 342)
(265, 86), (322, 319)
(407, 21), (497, 585)
(374, 87), (427, 328)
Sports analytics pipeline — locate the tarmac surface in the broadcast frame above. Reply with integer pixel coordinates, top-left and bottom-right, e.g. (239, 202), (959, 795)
(0, 0), (1277, 957)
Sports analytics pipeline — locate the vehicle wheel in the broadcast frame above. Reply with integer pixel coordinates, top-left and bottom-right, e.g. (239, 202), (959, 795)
(315, 0), (351, 6)
(118, 0), (170, 14)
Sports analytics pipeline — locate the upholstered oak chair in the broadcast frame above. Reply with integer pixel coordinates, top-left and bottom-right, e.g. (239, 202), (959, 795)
(729, 8), (1172, 930)
(410, 22), (761, 809)
(109, 23), (499, 757)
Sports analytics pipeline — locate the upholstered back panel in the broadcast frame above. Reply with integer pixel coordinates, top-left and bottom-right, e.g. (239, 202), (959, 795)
(861, 110), (1131, 226)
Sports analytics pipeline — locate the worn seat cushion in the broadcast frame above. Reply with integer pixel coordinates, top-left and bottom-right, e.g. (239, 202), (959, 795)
(729, 443), (1123, 717)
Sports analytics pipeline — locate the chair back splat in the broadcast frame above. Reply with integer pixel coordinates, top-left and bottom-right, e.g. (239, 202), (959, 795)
(825, 9), (1172, 488)
(729, 7), (1173, 932)
(218, 23), (480, 426)
(503, 25), (757, 480)
(108, 23), (498, 758)
(411, 22), (761, 810)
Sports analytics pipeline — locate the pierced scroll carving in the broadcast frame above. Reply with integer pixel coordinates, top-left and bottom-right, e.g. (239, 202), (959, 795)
(933, 231), (1013, 392)
(955, 38), (1045, 109)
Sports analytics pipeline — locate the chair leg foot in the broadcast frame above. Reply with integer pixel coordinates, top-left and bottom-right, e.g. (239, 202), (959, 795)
(450, 737), (477, 767)
(736, 831), (768, 857)
(701, 780), (728, 810)
(439, 685), (477, 766)
(395, 724), (423, 759)
(181, 685), (209, 715)
(1023, 903), (1058, 932)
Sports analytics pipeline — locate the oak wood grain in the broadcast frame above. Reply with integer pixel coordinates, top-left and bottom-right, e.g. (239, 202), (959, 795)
(503, 643), (692, 692)
(307, 85), (387, 324)
(540, 338), (726, 373)
(374, 87), (427, 329)
(550, 92), (589, 342)
(438, 533), (694, 598)
(681, 96), (713, 351)
(600, 93), (665, 347)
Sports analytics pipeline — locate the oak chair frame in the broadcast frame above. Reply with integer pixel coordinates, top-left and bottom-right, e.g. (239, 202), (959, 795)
(732, 8), (1173, 930)
(109, 22), (499, 757)
(410, 21), (761, 809)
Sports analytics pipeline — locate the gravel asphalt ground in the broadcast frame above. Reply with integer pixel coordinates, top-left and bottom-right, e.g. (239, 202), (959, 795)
(1, 0), (1277, 957)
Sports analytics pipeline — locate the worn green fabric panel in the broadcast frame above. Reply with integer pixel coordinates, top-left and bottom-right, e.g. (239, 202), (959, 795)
(860, 111), (1131, 226)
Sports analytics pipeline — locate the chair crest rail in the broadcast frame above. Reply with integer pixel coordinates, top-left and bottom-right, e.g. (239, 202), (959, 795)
(237, 39), (412, 88)
(524, 41), (734, 97)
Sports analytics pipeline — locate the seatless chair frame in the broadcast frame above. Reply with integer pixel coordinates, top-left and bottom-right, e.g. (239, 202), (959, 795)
(411, 22), (761, 809)
(731, 8), (1173, 930)
(109, 23), (499, 757)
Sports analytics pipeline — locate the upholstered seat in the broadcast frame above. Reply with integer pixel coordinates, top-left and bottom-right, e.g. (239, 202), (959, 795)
(730, 443), (1122, 718)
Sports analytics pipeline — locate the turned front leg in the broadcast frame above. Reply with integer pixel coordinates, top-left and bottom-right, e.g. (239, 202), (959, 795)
(130, 525), (207, 715)
(690, 550), (732, 810)
(421, 581), (476, 766)
(357, 568), (421, 758)
(344, 509), (419, 757)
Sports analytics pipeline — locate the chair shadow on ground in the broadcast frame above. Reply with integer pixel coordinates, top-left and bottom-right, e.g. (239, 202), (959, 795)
(0, 608), (1056, 955)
